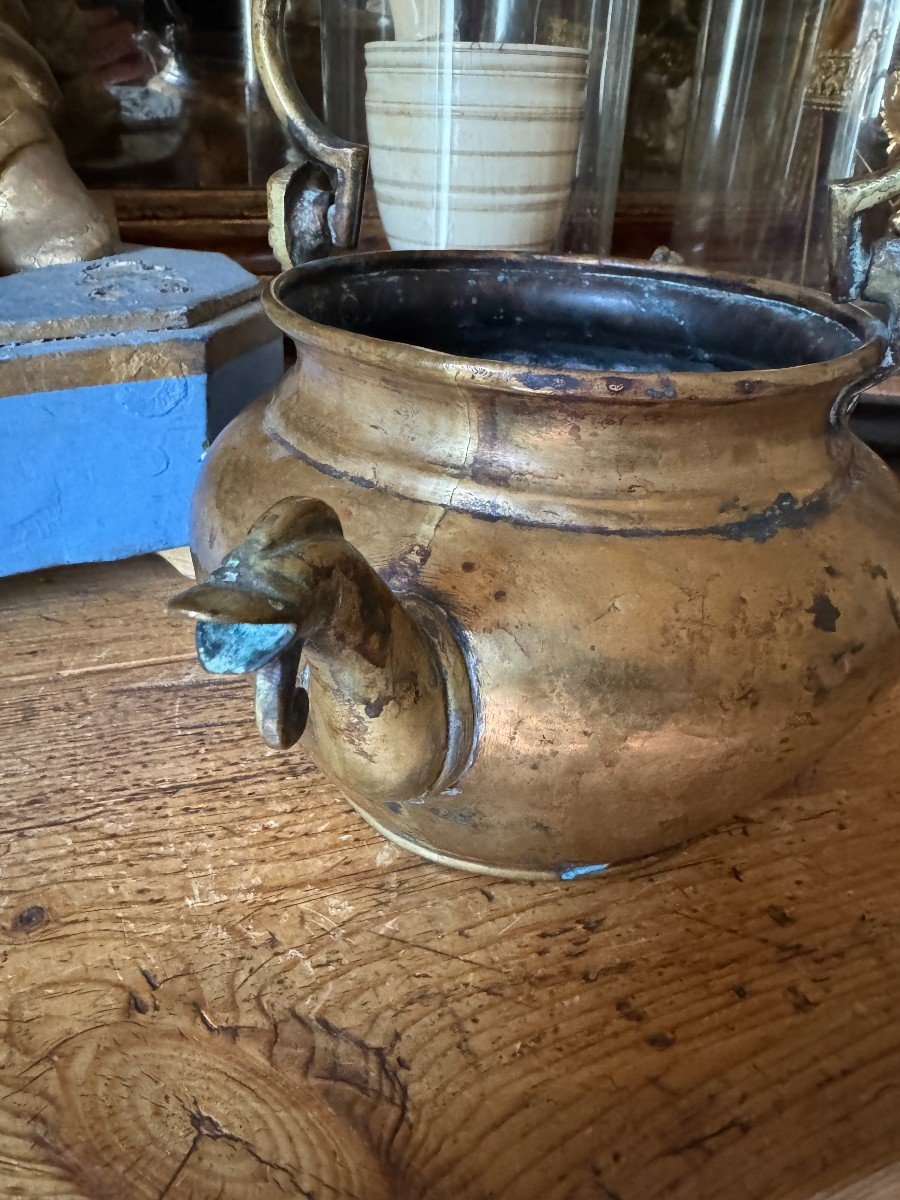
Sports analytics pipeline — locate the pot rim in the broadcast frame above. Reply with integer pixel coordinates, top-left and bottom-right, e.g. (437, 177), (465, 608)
(266, 250), (888, 404)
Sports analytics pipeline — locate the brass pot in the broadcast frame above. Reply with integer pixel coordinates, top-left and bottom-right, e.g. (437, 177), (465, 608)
(171, 1), (900, 877)
(172, 241), (900, 879)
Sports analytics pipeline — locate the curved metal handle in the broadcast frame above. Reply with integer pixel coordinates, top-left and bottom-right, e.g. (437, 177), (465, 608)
(170, 498), (346, 749)
(829, 161), (900, 306)
(252, 0), (368, 267)
(169, 498), (476, 803)
(194, 619), (309, 750)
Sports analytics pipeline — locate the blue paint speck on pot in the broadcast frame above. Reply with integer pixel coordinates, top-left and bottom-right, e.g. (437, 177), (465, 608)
(560, 862), (611, 881)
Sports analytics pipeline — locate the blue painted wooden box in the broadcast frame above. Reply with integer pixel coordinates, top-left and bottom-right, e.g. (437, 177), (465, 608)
(0, 248), (284, 578)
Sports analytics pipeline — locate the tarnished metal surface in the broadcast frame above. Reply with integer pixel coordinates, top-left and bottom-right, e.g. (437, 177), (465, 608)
(829, 160), (900, 305)
(174, 250), (900, 879)
(172, 496), (476, 803)
(252, 0), (367, 267)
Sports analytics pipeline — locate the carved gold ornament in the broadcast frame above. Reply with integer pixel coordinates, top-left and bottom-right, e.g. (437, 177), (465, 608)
(807, 48), (854, 111)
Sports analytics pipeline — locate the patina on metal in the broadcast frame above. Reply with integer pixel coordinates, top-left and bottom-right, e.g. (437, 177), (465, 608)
(170, 235), (900, 879)
(829, 160), (900, 314)
(173, 496), (476, 801)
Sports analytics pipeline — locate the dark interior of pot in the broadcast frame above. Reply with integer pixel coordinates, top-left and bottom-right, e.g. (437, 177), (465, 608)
(276, 254), (874, 375)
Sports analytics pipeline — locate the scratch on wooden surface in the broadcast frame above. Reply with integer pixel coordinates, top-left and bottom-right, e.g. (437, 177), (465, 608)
(185, 877), (231, 908)
(7, 653), (197, 688)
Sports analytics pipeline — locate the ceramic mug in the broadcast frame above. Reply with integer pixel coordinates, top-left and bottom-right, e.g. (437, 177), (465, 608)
(364, 41), (589, 251)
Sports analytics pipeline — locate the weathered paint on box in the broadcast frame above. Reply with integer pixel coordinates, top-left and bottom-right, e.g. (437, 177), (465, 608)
(0, 247), (259, 344)
(0, 249), (283, 578)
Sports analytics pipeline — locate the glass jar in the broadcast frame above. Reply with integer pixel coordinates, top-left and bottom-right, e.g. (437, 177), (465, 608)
(672, 0), (900, 285)
(73, 0), (297, 189)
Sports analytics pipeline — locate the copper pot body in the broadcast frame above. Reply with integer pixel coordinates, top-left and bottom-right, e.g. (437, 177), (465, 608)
(186, 253), (900, 879)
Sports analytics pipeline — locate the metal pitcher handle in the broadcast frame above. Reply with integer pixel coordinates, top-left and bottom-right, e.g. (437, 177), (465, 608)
(252, 0), (368, 267)
(829, 161), (900, 315)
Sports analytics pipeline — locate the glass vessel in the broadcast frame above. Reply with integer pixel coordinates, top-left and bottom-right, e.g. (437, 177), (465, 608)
(673, 0), (828, 273)
(672, 0), (900, 284)
(74, 0), (301, 189)
(619, 0), (703, 211)
(257, 0), (640, 260)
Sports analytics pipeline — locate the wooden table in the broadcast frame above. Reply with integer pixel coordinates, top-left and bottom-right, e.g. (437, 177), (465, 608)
(1, 554), (899, 1200)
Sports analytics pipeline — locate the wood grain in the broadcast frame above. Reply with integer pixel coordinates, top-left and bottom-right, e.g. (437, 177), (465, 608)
(1, 554), (899, 1199)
